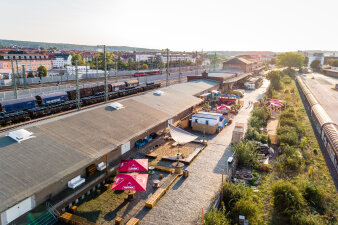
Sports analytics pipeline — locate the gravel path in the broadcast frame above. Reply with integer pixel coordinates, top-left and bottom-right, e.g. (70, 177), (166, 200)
(138, 80), (270, 225)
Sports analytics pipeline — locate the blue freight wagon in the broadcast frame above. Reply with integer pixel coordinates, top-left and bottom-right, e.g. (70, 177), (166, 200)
(0, 97), (37, 113)
(36, 92), (68, 106)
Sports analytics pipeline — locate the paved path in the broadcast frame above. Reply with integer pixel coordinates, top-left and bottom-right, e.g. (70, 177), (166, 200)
(139, 80), (270, 225)
(300, 73), (338, 123)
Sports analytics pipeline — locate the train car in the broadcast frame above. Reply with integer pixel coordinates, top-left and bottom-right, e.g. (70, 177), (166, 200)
(146, 70), (162, 75)
(36, 92), (68, 106)
(134, 72), (146, 77)
(0, 97), (37, 113)
(111, 82), (126, 92)
(125, 80), (139, 88)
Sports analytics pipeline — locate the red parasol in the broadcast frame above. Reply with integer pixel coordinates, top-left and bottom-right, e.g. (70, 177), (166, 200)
(118, 159), (148, 172)
(217, 105), (230, 110)
(111, 173), (148, 191)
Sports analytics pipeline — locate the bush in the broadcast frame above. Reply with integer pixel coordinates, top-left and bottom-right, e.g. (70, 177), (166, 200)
(279, 130), (299, 146)
(291, 212), (324, 225)
(222, 183), (249, 212)
(303, 182), (326, 214)
(232, 141), (259, 168)
(230, 199), (259, 224)
(266, 71), (282, 90)
(27, 71), (34, 78)
(272, 180), (305, 216)
(204, 209), (230, 225)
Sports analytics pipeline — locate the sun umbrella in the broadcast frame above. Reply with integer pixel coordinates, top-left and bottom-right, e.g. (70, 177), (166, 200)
(111, 173), (148, 191)
(217, 105), (230, 110)
(118, 159), (148, 172)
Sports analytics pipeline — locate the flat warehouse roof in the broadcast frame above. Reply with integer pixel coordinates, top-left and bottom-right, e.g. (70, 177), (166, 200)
(0, 79), (218, 213)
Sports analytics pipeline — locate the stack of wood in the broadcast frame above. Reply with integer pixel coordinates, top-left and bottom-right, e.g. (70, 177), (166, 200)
(86, 164), (97, 177)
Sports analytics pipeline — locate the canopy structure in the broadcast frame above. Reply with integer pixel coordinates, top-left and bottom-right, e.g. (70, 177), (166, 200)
(118, 159), (148, 172)
(269, 99), (283, 106)
(169, 124), (198, 144)
(217, 105), (230, 110)
(111, 173), (148, 191)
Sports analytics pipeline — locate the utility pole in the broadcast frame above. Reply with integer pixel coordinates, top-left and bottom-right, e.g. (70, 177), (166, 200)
(103, 45), (108, 103)
(11, 59), (17, 99)
(96, 57), (99, 86)
(195, 51), (198, 75)
(166, 48), (169, 87)
(22, 65), (27, 89)
(85, 62), (88, 88)
(115, 60), (118, 83)
(179, 58), (182, 83)
(75, 60), (80, 111)
(214, 52), (217, 71)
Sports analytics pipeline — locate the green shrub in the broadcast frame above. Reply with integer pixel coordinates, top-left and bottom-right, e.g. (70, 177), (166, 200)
(272, 180), (305, 216)
(230, 199), (259, 224)
(204, 209), (230, 225)
(303, 182), (326, 214)
(232, 141), (259, 168)
(279, 130), (299, 146)
(290, 212), (324, 225)
(222, 183), (250, 212)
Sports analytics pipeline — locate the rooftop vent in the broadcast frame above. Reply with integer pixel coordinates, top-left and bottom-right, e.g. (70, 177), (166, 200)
(154, 90), (164, 96)
(7, 129), (35, 143)
(108, 102), (124, 110)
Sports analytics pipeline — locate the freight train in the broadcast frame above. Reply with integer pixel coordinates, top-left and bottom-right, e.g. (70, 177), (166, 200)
(296, 76), (338, 173)
(0, 80), (160, 126)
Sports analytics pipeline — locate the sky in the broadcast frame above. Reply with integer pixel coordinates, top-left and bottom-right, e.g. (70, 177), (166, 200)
(1, 0), (337, 52)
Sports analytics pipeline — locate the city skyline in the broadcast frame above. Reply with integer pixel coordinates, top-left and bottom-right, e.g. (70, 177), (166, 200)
(1, 0), (337, 52)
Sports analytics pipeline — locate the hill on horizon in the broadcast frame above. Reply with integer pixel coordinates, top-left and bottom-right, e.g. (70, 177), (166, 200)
(0, 39), (159, 52)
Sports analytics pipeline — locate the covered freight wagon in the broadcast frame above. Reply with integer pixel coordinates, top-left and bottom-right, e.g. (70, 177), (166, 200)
(36, 92), (68, 106)
(125, 80), (139, 87)
(0, 97), (36, 113)
(111, 82), (126, 92)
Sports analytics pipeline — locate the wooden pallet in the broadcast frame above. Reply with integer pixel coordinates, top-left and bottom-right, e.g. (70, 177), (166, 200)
(125, 217), (140, 225)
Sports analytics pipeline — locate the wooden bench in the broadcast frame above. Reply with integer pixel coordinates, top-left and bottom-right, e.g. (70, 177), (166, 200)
(59, 212), (97, 225)
(145, 188), (166, 208)
(125, 217), (140, 225)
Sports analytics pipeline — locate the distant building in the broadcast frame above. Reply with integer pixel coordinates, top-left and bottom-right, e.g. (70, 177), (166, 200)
(52, 54), (72, 68)
(0, 51), (52, 74)
(66, 65), (90, 74)
(223, 57), (254, 72)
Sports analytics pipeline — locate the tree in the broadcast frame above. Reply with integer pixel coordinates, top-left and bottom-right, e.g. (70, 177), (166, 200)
(266, 70), (282, 90)
(304, 56), (309, 66)
(232, 141), (259, 168)
(141, 63), (148, 70)
(70, 52), (85, 65)
(326, 59), (338, 67)
(310, 59), (321, 72)
(272, 180), (305, 216)
(37, 66), (48, 77)
(27, 71), (34, 78)
(277, 52), (305, 69)
(90, 52), (114, 69)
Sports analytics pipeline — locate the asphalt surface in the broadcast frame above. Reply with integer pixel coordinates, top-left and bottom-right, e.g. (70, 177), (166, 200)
(300, 73), (338, 123)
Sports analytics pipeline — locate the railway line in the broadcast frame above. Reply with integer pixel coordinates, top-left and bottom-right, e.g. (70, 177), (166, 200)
(0, 76), (186, 133)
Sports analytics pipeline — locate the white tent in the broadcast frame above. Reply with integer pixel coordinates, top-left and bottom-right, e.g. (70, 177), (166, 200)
(169, 124), (198, 144)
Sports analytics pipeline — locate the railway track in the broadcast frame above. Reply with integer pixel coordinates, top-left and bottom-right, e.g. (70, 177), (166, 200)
(0, 69), (195, 93)
(0, 77), (186, 133)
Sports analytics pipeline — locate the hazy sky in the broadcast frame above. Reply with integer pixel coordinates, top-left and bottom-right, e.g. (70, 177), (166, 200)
(1, 0), (337, 51)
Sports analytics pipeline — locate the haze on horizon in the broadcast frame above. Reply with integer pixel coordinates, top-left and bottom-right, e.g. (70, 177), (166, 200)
(1, 0), (337, 52)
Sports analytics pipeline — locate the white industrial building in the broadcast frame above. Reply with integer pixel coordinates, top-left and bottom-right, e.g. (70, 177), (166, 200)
(52, 54), (72, 68)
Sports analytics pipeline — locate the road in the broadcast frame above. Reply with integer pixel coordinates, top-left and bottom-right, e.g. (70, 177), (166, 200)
(139, 80), (270, 225)
(300, 73), (338, 123)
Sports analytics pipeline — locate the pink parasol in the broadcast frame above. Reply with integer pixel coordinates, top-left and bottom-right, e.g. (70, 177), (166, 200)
(111, 173), (148, 191)
(118, 159), (148, 172)
(217, 105), (230, 110)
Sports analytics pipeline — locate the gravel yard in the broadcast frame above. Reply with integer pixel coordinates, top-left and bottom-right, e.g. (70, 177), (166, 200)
(148, 141), (203, 158)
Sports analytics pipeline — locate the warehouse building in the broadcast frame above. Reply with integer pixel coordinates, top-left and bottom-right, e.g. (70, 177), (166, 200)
(0, 79), (219, 225)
